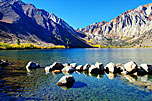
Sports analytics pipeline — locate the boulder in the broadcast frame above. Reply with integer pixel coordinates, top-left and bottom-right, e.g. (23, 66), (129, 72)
(83, 64), (91, 71)
(62, 65), (75, 73)
(137, 69), (147, 75)
(140, 64), (152, 73)
(116, 63), (125, 73)
(88, 65), (99, 74)
(45, 66), (52, 73)
(63, 63), (70, 67)
(75, 65), (83, 71)
(56, 75), (75, 87)
(70, 63), (77, 68)
(0, 59), (9, 66)
(50, 62), (64, 70)
(104, 62), (116, 73)
(124, 61), (138, 74)
(95, 62), (104, 72)
(26, 61), (40, 72)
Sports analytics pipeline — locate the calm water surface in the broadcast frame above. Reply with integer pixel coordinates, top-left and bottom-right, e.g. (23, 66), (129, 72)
(0, 48), (152, 101)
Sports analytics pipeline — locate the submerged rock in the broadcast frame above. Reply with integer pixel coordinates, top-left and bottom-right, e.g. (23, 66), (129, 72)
(26, 61), (40, 72)
(56, 75), (75, 87)
(83, 64), (91, 71)
(124, 61), (138, 74)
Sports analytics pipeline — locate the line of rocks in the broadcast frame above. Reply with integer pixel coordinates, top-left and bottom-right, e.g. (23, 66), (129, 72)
(25, 61), (152, 88)
(26, 61), (152, 76)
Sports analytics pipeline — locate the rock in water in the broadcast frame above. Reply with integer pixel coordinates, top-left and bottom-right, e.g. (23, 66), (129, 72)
(75, 65), (83, 71)
(45, 66), (52, 74)
(62, 65), (75, 73)
(83, 64), (91, 71)
(26, 61), (40, 72)
(95, 62), (104, 73)
(70, 63), (77, 68)
(0, 59), (9, 66)
(116, 63), (125, 73)
(56, 75), (75, 87)
(88, 65), (99, 74)
(124, 61), (138, 74)
(50, 62), (64, 70)
(104, 62), (116, 73)
(140, 64), (152, 73)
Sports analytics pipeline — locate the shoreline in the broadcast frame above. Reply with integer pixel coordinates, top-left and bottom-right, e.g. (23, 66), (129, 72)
(0, 42), (152, 50)
(0, 46), (152, 50)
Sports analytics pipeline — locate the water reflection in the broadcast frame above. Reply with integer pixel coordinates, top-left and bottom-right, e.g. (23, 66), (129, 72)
(119, 74), (152, 91)
(105, 73), (115, 80)
(72, 81), (87, 88)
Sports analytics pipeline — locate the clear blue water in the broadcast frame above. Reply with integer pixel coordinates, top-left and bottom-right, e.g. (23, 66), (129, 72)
(0, 48), (152, 100)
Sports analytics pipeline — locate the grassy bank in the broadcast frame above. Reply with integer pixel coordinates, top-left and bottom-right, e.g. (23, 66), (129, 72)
(91, 44), (152, 48)
(0, 42), (66, 50)
(91, 44), (131, 48)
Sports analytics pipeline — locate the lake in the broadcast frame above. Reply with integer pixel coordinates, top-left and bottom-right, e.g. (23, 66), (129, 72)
(0, 48), (152, 101)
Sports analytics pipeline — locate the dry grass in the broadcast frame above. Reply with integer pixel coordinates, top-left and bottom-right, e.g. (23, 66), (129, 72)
(0, 42), (65, 50)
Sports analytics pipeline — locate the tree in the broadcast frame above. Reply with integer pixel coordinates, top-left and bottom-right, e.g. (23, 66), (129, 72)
(65, 38), (69, 48)
(17, 39), (20, 45)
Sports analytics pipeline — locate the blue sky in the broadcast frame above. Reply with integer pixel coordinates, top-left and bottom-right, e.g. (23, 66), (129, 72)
(22, 0), (152, 29)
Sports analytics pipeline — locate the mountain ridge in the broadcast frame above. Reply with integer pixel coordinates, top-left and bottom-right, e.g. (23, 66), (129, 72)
(0, 0), (90, 48)
(77, 3), (152, 47)
(0, 0), (152, 48)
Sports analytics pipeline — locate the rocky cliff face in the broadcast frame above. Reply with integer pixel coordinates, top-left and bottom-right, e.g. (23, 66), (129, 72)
(0, 0), (90, 48)
(77, 3), (152, 46)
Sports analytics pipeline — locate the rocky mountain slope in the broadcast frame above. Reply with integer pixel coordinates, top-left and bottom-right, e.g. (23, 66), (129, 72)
(0, 0), (90, 48)
(77, 3), (152, 47)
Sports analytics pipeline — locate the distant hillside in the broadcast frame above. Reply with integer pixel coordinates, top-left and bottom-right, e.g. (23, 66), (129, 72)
(77, 3), (152, 47)
(0, 0), (90, 48)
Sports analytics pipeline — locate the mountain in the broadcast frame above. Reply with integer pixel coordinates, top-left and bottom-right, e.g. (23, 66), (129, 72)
(77, 3), (152, 47)
(0, 0), (90, 48)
